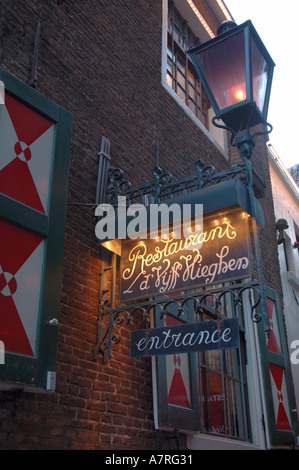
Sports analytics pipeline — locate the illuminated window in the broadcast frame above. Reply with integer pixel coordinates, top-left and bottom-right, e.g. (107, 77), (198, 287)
(167, 0), (209, 128)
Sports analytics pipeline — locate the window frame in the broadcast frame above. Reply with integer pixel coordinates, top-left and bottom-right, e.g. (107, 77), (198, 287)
(161, 0), (229, 157)
(166, 2), (209, 128)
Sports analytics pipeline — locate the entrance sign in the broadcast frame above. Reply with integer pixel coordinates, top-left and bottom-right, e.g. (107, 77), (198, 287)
(130, 317), (239, 358)
(120, 208), (251, 301)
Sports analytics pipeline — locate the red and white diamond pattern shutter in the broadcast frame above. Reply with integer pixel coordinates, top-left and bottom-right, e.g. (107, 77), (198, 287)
(0, 93), (55, 357)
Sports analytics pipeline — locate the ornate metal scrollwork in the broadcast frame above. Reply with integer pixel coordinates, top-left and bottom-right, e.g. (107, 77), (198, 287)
(93, 156), (265, 362)
(94, 282), (262, 361)
(105, 159), (248, 207)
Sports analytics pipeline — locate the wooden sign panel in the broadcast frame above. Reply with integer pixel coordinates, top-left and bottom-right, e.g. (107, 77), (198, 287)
(130, 318), (239, 358)
(120, 208), (251, 301)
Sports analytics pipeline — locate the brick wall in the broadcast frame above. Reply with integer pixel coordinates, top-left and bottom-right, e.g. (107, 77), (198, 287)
(0, 0), (282, 450)
(253, 138), (283, 295)
(231, 131), (283, 297)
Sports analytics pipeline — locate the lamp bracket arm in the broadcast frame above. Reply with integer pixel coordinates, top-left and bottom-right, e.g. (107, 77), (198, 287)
(211, 115), (237, 146)
(212, 114), (273, 161)
(251, 121), (273, 141)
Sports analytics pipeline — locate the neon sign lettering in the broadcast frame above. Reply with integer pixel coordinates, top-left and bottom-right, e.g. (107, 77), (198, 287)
(130, 318), (239, 357)
(120, 209), (251, 301)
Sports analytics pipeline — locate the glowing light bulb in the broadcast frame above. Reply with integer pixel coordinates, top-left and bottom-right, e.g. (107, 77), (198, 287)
(235, 89), (245, 101)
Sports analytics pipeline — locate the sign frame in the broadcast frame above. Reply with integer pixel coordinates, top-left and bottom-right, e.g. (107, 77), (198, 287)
(119, 207), (252, 302)
(131, 317), (239, 358)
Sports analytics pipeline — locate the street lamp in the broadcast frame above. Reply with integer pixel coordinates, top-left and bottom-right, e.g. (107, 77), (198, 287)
(188, 20), (275, 158)
(188, 20), (275, 335)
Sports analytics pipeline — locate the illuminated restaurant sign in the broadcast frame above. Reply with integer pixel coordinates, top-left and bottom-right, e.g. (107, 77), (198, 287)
(120, 208), (251, 301)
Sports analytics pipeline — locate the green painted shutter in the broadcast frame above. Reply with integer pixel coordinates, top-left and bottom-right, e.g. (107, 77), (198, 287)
(256, 286), (298, 446)
(0, 68), (72, 389)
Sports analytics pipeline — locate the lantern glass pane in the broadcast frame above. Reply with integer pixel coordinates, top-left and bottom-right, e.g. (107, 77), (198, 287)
(195, 31), (246, 110)
(251, 36), (269, 115)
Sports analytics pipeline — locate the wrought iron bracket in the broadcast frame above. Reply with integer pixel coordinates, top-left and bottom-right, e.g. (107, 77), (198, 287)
(94, 281), (262, 362)
(65, 136), (272, 355)
(105, 159), (248, 207)
(94, 248), (117, 361)
(91, 151), (272, 362)
(212, 103), (273, 160)
(67, 155), (248, 210)
(211, 107), (272, 337)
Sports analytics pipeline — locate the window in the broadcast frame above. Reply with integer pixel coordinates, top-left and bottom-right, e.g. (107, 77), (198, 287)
(198, 294), (250, 440)
(167, 1), (209, 128)
(162, 0), (228, 155)
(0, 67), (72, 390)
(153, 285), (251, 442)
(256, 286), (296, 445)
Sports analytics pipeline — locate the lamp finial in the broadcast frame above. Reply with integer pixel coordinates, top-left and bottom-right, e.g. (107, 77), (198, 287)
(217, 20), (237, 36)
